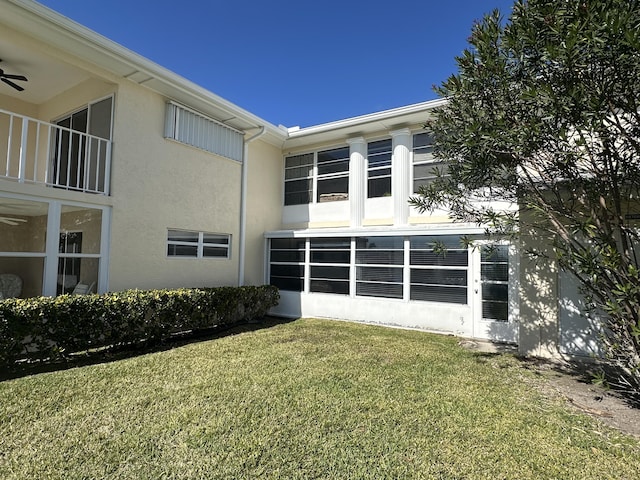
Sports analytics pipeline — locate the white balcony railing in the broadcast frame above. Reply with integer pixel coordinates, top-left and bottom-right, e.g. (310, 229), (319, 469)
(0, 108), (111, 195)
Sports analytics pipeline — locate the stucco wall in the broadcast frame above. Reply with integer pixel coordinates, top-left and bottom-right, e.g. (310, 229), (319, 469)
(517, 209), (560, 357)
(243, 140), (283, 286)
(107, 81), (242, 291)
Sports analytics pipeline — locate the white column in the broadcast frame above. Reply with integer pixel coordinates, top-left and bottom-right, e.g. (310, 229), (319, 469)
(347, 136), (366, 228)
(391, 128), (412, 226)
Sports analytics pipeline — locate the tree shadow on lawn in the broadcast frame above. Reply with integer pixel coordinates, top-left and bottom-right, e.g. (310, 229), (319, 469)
(0, 315), (297, 382)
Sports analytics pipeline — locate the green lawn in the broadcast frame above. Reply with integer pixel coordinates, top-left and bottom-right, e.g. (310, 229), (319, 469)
(1, 318), (638, 479)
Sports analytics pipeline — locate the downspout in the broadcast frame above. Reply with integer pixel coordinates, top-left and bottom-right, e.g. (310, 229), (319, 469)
(238, 126), (266, 286)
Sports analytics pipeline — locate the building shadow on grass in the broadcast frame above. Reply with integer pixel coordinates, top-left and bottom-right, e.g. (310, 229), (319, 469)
(0, 315), (298, 382)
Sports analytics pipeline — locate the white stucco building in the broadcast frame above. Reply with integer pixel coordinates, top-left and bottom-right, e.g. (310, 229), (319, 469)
(0, 0), (597, 358)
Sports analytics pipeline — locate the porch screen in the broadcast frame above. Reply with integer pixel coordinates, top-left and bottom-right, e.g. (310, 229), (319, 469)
(409, 235), (468, 304)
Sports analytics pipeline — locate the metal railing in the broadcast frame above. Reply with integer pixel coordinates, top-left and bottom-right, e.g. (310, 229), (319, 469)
(0, 108), (111, 195)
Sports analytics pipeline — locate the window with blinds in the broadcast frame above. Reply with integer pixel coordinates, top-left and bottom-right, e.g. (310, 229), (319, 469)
(413, 132), (447, 193)
(355, 236), (404, 299)
(409, 235), (468, 304)
(317, 147), (349, 203)
(164, 102), (244, 162)
(284, 153), (314, 205)
(167, 230), (230, 258)
(269, 238), (306, 291)
(309, 238), (350, 295)
(367, 139), (393, 198)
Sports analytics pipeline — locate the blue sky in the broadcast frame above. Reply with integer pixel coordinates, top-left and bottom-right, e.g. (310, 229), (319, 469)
(37, 0), (516, 128)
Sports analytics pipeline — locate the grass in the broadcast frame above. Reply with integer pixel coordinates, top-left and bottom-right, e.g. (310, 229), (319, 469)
(1, 318), (639, 479)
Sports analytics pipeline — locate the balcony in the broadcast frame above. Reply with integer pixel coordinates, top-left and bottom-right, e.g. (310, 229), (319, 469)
(0, 108), (111, 195)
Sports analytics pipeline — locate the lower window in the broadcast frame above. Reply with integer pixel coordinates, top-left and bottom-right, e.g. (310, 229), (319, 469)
(167, 230), (230, 258)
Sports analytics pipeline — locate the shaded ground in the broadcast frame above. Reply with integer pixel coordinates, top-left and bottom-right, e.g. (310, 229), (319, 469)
(459, 339), (640, 438)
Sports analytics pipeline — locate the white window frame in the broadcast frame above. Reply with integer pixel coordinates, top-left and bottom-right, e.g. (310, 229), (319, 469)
(367, 138), (393, 198)
(412, 132), (447, 194)
(167, 229), (231, 259)
(284, 145), (350, 206)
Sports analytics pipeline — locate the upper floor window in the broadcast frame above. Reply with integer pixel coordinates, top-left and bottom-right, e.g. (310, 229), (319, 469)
(52, 96), (113, 194)
(367, 139), (392, 198)
(164, 102), (243, 162)
(167, 229), (230, 258)
(317, 147), (349, 203)
(284, 146), (349, 206)
(284, 153), (314, 205)
(413, 132), (447, 192)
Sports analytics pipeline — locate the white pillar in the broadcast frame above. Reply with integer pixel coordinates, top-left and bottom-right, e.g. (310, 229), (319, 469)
(391, 128), (411, 226)
(347, 136), (366, 228)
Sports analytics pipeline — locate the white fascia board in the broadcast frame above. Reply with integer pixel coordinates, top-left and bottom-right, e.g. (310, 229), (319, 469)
(282, 99), (448, 151)
(3, 0), (286, 146)
(287, 99), (448, 138)
(264, 223), (484, 239)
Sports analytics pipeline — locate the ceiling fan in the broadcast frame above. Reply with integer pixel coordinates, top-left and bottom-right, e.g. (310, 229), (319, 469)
(0, 59), (27, 92)
(0, 216), (27, 226)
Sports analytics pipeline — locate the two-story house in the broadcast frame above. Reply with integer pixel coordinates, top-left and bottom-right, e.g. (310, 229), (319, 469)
(0, 0), (597, 359)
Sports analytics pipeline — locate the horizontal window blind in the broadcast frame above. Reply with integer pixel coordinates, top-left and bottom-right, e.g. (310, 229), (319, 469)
(165, 102), (243, 162)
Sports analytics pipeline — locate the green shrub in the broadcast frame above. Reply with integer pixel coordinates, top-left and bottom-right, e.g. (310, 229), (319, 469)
(0, 285), (279, 366)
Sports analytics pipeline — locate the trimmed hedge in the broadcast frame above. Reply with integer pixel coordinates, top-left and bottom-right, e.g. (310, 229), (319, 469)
(0, 285), (279, 366)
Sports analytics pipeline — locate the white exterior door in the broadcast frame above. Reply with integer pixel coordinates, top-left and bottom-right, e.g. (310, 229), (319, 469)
(471, 243), (519, 343)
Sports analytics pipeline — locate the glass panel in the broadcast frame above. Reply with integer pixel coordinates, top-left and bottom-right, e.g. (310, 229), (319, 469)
(368, 177), (391, 198)
(482, 283), (508, 302)
(0, 257), (44, 298)
(60, 205), (103, 254)
(356, 282), (403, 299)
(317, 159), (349, 175)
(310, 250), (350, 263)
(410, 235), (464, 249)
(410, 268), (467, 286)
(167, 244), (198, 256)
(310, 279), (349, 295)
(0, 198), (48, 253)
(355, 250), (404, 265)
(410, 285), (467, 304)
(317, 177), (348, 202)
(285, 179), (312, 205)
(88, 97), (113, 140)
(482, 301), (508, 322)
(310, 266), (350, 280)
(270, 264), (304, 277)
(271, 276), (304, 291)
(413, 132), (434, 149)
(481, 245), (509, 262)
(285, 153), (314, 169)
(203, 234), (229, 245)
(285, 165), (313, 180)
(357, 266), (403, 282)
(168, 230), (198, 242)
(368, 139), (392, 156)
(356, 237), (404, 250)
(203, 246), (228, 258)
(310, 238), (350, 249)
(481, 263), (509, 282)
(271, 238), (305, 250)
(270, 250), (305, 262)
(57, 257), (98, 295)
(410, 250), (468, 267)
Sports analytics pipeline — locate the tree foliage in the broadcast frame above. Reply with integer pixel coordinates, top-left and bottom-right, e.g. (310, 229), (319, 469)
(410, 0), (640, 400)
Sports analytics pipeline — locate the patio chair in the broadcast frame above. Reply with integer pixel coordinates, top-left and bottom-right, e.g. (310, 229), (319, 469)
(72, 282), (95, 295)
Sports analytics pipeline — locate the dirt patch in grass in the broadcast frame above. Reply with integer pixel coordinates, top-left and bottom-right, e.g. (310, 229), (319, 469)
(521, 358), (640, 439)
(458, 339), (640, 438)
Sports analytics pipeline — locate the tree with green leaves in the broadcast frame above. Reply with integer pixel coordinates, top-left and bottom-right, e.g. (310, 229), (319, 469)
(410, 0), (640, 401)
